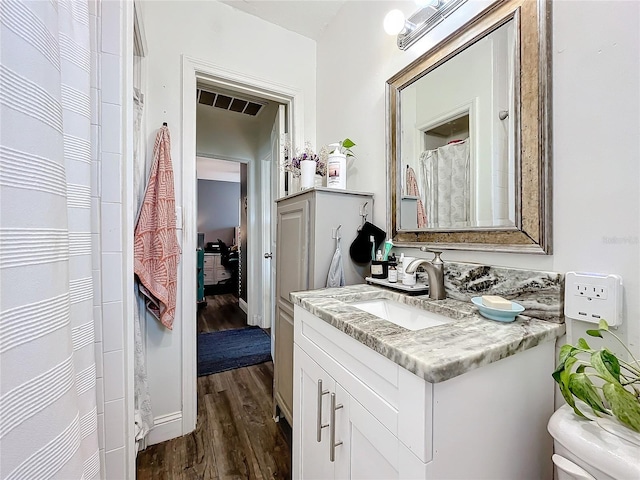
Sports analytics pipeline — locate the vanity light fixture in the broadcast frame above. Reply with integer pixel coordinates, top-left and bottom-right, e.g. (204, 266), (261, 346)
(384, 0), (468, 50)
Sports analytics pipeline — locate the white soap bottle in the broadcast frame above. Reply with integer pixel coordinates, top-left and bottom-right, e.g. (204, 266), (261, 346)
(397, 253), (405, 282)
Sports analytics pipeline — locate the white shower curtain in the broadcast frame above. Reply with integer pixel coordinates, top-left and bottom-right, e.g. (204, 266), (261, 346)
(420, 139), (471, 228)
(0, 1), (100, 478)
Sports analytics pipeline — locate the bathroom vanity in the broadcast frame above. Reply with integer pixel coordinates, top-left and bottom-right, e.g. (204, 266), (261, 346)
(291, 285), (565, 479)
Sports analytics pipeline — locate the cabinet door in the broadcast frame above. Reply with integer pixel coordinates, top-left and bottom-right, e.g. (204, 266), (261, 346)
(335, 385), (426, 480)
(294, 346), (336, 480)
(274, 305), (294, 424)
(276, 198), (309, 305)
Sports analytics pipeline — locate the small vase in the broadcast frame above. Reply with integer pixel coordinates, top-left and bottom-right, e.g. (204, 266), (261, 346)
(327, 152), (347, 189)
(289, 174), (301, 194)
(300, 160), (316, 190)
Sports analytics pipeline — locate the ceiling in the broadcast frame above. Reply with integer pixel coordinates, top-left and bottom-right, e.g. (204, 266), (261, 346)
(218, 0), (346, 40)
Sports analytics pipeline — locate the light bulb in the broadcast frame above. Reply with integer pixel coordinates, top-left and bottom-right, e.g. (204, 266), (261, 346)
(383, 9), (406, 35)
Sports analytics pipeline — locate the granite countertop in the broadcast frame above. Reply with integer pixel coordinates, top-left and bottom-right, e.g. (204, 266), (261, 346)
(290, 284), (565, 384)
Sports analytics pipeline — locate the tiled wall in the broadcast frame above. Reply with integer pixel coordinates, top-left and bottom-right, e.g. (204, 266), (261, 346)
(89, 0), (128, 477)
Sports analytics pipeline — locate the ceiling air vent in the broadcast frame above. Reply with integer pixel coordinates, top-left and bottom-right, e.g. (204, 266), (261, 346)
(197, 88), (265, 117)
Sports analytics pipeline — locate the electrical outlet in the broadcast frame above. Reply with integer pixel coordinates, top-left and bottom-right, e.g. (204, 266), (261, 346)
(564, 272), (622, 326)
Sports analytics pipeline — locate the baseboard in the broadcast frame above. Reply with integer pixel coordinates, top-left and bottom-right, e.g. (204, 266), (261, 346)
(146, 411), (183, 446)
(239, 298), (248, 314)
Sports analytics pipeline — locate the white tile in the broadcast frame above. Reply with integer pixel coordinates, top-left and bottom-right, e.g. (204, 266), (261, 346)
(91, 125), (100, 162)
(104, 447), (126, 480)
(101, 202), (122, 253)
(101, 152), (122, 203)
(102, 301), (124, 352)
(101, 103), (122, 154)
(88, 1), (97, 18)
(90, 159), (100, 198)
(96, 377), (104, 414)
(91, 87), (100, 126)
(104, 399), (125, 451)
(101, 252), (122, 303)
(99, 449), (106, 480)
(92, 268), (102, 306)
(101, 1), (121, 55)
(97, 412), (105, 449)
(91, 197), (100, 231)
(103, 349), (124, 401)
(91, 233), (101, 270)
(91, 45), (100, 90)
(101, 53), (121, 105)
(93, 305), (103, 342)
(95, 341), (104, 377)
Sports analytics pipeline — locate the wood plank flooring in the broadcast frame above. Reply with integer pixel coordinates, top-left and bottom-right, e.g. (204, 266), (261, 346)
(137, 293), (291, 480)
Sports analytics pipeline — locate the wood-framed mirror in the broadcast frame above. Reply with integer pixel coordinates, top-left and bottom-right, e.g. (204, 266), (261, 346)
(386, 0), (551, 254)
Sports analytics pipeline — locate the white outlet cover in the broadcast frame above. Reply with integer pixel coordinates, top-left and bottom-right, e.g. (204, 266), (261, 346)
(564, 272), (623, 326)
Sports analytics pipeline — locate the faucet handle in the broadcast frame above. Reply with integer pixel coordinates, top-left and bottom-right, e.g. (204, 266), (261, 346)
(420, 247), (444, 266)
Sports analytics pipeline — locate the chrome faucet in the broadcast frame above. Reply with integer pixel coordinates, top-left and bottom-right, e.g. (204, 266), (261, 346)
(404, 248), (446, 300)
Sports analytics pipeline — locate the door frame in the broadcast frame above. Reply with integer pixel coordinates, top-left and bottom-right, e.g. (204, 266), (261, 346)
(181, 55), (303, 433)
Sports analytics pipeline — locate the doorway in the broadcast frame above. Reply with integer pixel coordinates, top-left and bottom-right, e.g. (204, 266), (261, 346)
(181, 55), (301, 434)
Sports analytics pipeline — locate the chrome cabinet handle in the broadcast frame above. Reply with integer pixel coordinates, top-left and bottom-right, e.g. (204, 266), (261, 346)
(329, 393), (343, 462)
(316, 379), (329, 442)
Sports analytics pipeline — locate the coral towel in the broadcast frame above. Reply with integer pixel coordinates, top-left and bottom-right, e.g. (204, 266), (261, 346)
(406, 166), (428, 228)
(134, 125), (181, 329)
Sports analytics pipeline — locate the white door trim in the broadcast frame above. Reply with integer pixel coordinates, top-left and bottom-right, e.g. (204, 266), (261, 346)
(181, 55), (303, 434)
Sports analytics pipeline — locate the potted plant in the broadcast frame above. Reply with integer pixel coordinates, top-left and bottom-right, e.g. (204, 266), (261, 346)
(553, 319), (640, 433)
(283, 141), (328, 191)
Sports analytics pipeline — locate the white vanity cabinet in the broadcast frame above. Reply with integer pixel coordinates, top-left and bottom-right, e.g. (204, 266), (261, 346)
(293, 305), (556, 479)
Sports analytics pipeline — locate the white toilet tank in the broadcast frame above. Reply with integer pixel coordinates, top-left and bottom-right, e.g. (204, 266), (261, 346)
(548, 405), (640, 480)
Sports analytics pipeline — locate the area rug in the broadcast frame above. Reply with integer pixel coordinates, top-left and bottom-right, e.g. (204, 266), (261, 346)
(197, 326), (272, 376)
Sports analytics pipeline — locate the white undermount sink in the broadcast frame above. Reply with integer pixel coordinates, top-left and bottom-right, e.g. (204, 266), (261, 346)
(349, 298), (453, 331)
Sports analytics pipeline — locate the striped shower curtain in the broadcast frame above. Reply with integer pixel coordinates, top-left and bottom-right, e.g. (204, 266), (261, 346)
(0, 1), (101, 478)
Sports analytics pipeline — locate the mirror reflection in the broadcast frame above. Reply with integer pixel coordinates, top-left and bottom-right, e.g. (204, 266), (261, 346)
(399, 19), (516, 231)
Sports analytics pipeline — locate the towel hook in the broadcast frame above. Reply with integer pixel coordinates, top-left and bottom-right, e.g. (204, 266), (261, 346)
(498, 110), (509, 121)
(332, 224), (342, 240)
(358, 202), (369, 231)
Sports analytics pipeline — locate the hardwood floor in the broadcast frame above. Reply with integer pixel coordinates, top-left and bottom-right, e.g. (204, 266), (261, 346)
(137, 293), (291, 480)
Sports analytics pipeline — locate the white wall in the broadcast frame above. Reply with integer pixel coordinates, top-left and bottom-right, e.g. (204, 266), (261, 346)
(316, 0), (639, 357)
(140, 0), (316, 442)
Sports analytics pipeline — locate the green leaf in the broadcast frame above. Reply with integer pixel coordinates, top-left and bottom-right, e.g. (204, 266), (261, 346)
(341, 138), (356, 149)
(552, 359), (587, 418)
(603, 383), (640, 433)
(577, 338), (591, 350)
(558, 344), (576, 365)
(591, 350), (620, 384)
(568, 373), (608, 414)
(586, 329), (603, 338)
(601, 349), (621, 382)
(599, 319), (610, 331)
(576, 365), (586, 374)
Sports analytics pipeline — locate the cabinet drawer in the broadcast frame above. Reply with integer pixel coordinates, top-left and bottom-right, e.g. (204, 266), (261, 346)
(294, 305), (433, 463)
(216, 269), (231, 280)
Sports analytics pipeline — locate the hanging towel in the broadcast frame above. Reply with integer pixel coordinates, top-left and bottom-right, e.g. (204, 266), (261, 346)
(406, 166), (428, 228)
(134, 125), (181, 329)
(326, 234), (346, 288)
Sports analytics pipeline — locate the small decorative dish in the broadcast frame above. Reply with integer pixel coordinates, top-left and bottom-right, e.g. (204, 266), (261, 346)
(471, 297), (525, 322)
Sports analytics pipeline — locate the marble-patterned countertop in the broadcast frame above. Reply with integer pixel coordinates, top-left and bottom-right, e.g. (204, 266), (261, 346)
(290, 284), (565, 384)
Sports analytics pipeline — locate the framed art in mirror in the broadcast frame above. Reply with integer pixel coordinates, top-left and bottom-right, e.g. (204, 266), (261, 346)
(386, 0), (551, 254)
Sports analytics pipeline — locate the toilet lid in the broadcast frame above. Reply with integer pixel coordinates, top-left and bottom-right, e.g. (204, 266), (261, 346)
(548, 405), (640, 479)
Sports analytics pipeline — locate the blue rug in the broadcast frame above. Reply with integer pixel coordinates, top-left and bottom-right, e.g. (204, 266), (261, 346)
(197, 326), (272, 377)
